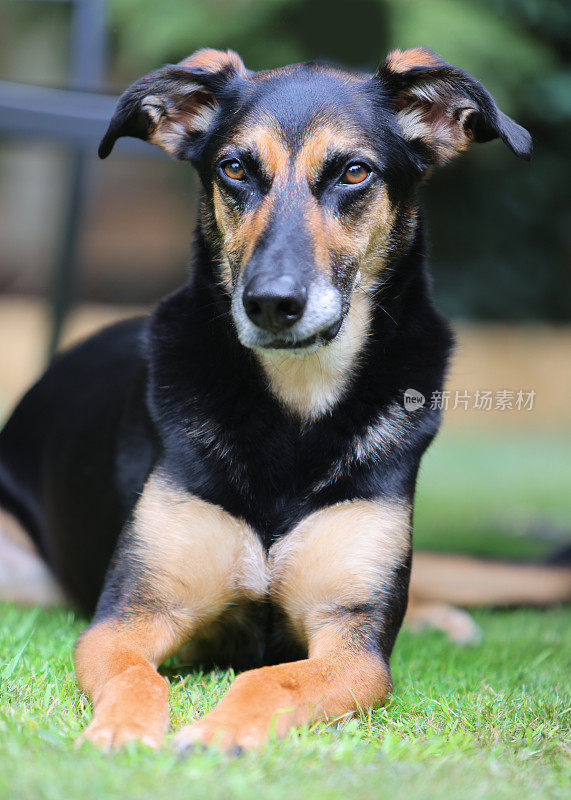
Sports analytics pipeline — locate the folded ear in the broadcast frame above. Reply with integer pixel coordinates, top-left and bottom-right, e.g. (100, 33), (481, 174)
(376, 47), (532, 165)
(98, 48), (248, 160)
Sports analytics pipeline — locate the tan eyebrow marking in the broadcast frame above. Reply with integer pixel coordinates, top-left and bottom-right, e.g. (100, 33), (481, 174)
(222, 121), (290, 179)
(292, 123), (379, 276)
(294, 124), (378, 183)
(293, 122), (392, 277)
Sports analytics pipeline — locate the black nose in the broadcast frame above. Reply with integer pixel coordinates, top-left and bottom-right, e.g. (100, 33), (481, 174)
(243, 274), (307, 333)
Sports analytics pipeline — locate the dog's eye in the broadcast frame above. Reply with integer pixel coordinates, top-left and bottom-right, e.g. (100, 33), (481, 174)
(340, 164), (370, 185)
(221, 160), (246, 181)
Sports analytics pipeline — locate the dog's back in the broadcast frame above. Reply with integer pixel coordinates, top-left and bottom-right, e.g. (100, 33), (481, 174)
(0, 318), (154, 611)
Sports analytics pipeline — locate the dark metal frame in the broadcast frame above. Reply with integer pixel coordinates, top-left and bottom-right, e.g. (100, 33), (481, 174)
(0, 0), (158, 356)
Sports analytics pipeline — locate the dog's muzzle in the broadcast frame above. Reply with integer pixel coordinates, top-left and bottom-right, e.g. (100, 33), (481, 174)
(232, 274), (344, 352)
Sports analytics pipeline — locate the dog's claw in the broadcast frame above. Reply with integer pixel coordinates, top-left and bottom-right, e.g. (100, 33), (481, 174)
(172, 729), (209, 755)
(174, 741), (195, 759)
(76, 721), (164, 752)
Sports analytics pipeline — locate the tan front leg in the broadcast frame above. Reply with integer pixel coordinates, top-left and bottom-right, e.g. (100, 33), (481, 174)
(75, 617), (179, 751)
(75, 470), (269, 751)
(174, 499), (410, 750)
(174, 626), (389, 751)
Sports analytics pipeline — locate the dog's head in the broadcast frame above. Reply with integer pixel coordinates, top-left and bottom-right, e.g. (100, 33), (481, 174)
(100, 47), (531, 354)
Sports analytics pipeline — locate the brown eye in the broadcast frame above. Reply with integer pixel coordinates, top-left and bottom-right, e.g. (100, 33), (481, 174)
(341, 163), (370, 185)
(222, 160), (246, 181)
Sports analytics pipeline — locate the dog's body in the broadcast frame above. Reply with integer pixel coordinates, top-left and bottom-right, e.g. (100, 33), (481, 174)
(0, 47), (552, 751)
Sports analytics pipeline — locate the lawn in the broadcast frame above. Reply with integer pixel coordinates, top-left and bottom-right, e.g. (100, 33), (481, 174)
(1, 430), (570, 800)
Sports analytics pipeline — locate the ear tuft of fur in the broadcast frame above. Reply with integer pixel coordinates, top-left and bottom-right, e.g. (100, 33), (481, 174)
(376, 47), (532, 164)
(179, 48), (248, 78)
(98, 49), (248, 160)
(383, 47), (446, 74)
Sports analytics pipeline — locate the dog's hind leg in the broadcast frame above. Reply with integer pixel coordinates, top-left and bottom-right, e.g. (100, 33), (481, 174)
(0, 508), (66, 606)
(409, 552), (571, 607)
(405, 551), (571, 644)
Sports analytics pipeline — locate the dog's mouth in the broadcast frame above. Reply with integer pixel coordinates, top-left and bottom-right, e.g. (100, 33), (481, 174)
(260, 319), (343, 351)
(231, 277), (345, 354)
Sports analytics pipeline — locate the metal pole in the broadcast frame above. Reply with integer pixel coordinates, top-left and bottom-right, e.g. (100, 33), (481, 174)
(48, 0), (106, 357)
(70, 0), (106, 91)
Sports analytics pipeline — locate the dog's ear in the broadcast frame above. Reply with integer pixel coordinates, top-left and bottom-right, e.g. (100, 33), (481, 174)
(376, 47), (532, 165)
(98, 49), (248, 160)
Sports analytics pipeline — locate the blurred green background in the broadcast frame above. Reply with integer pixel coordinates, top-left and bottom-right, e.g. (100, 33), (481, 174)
(0, 0), (569, 319)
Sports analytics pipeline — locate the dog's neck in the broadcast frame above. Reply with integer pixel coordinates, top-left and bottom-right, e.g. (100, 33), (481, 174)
(253, 288), (373, 420)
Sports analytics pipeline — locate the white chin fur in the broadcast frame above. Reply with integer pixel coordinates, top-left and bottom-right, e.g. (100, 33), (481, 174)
(253, 341), (321, 357)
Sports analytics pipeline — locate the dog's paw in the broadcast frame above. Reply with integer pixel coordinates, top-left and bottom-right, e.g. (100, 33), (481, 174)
(405, 602), (482, 645)
(74, 664), (170, 752)
(439, 606), (482, 645)
(173, 665), (313, 753)
(76, 719), (164, 752)
(173, 712), (277, 753)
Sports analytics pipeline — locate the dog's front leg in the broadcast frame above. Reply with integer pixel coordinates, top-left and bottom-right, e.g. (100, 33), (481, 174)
(175, 499), (411, 750)
(75, 616), (179, 750)
(75, 469), (268, 750)
(174, 632), (390, 752)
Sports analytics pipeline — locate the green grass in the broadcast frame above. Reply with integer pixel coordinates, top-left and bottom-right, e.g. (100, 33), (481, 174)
(1, 430), (570, 800)
(415, 430), (571, 559)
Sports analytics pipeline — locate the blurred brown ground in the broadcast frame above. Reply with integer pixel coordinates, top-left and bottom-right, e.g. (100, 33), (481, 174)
(0, 297), (569, 429)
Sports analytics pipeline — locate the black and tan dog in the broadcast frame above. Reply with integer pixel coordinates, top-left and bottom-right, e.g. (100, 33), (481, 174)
(1, 46), (563, 752)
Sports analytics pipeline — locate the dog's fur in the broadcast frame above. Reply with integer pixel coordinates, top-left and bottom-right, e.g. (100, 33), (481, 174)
(1, 47), (565, 752)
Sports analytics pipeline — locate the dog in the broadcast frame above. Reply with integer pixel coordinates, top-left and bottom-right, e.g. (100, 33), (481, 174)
(2, 46), (563, 752)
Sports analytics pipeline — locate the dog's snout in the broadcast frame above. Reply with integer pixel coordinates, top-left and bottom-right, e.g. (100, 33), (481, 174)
(243, 274), (307, 333)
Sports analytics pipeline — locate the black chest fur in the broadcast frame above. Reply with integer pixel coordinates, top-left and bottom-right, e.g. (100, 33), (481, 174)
(144, 241), (452, 548)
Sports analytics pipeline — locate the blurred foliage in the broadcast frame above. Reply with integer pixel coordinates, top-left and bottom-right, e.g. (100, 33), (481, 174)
(1, 0), (569, 320)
